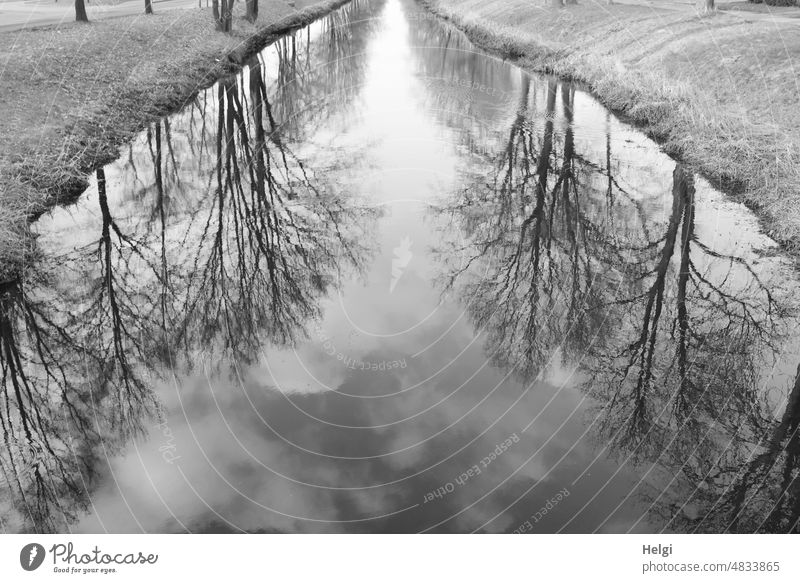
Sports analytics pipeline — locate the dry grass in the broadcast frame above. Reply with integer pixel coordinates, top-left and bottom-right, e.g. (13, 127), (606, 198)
(0, 0), (350, 276)
(0, 188), (38, 281)
(421, 0), (800, 253)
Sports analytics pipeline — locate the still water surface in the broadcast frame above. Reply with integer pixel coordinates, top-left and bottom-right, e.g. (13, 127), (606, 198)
(3, 0), (800, 533)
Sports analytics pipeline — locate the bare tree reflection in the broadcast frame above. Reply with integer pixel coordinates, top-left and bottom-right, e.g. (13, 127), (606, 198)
(438, 79), (612, 378)
(590, 164), (777, 460)
(167, 66), (369, 365)
(1, 5), (374, 531)
(269, 0), (378, 138)
(0, 277), (104, 532)
(657, 361), (800, 533)
(437, 74), (789, 531)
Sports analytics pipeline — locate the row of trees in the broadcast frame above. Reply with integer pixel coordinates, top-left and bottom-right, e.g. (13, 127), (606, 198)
(72, 0), (255, 26)
(74, 0), (153, 23)
(549, 0), (717, 12)
(213, 0), (260, 29)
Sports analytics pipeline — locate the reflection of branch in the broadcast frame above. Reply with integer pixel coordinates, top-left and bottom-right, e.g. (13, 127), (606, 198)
(665, 364), (800, 533)
(0, 278), (105, 532)
(82, 169), (159, 436)
(170, 68), (369, 364)
(436, 70), (788, 531)
(270, 0), (375, 139)
(592, 164), (778, 454)
(439, 79), (609, 377)
(606, 166), (688, 441)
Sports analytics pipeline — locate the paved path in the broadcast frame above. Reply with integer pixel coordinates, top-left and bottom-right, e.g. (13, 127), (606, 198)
(0, 0), (202, 32)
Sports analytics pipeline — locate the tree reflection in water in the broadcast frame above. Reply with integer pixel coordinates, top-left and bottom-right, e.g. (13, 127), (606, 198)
(0, 28), (371, 531)
(437, 74), (797, 532)
(168, 69), (367, 365)
(438, 78), (614, 379)
(0, 278), (100, 532)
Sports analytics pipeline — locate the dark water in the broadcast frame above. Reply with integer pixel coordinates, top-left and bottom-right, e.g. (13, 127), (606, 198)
(3, 0), (800, 533)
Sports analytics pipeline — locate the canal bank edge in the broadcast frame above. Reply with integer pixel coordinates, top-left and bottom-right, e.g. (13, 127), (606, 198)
(417, 0), (800, 260)
(0, 0), (352, 280)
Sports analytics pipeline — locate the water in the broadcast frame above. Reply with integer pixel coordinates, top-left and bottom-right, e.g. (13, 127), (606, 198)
(2, 0), (800, 534)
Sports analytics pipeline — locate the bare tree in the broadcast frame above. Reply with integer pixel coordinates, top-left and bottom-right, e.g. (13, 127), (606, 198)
(75, 0), (88, 22)
(246, 0), (258, 22)
(216, 0), (233, 32)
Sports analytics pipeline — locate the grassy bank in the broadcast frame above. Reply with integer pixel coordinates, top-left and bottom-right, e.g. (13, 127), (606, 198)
(0, 0), (350, 278)
(420, 0), (800, 254)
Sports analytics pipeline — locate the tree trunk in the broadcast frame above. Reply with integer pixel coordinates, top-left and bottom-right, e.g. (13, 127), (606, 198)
(145, 0), (153, 13)
(703, 0), (715, 11)
(216, 0), (232, 31)
(246, 0), (258, 22)
(223, 0), (232, 32)
(75, 0), (88, 21)
(212, 0), (220, 23)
